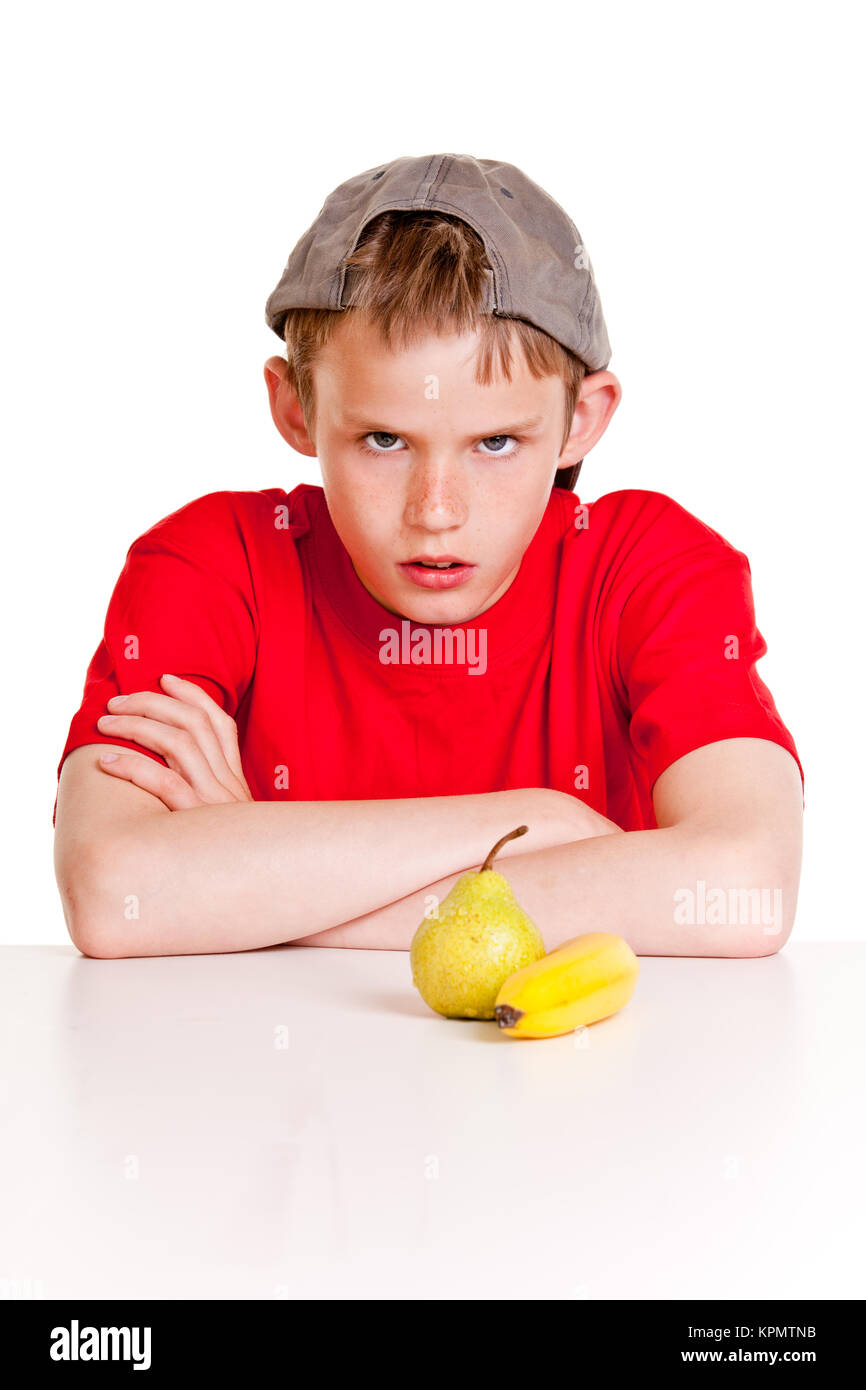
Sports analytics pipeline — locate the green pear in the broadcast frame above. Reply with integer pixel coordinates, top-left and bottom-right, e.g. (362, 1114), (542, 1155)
(410, 826), (547, 1020)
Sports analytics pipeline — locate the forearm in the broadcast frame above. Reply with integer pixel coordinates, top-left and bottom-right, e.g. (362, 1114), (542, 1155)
(83, 787), (584, 958)
(298, 824), (796, 958)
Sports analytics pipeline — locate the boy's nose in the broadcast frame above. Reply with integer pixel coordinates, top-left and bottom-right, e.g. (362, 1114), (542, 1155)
(403, 458), (469, 532)
(403, 487), (468, 535)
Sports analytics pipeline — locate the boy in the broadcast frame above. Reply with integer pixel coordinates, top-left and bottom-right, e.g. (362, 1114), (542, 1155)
(53, 153), (804, 960)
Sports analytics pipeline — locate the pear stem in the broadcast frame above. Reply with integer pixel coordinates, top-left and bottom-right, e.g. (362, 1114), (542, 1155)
(480, 825), (528, 873)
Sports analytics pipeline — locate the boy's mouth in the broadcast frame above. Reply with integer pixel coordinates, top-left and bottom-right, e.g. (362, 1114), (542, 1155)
(411, 560), (463, 569)
(399, 555), (476, 590)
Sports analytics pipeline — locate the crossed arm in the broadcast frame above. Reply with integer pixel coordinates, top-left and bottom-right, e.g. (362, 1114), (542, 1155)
(54, 677), (804, 960)
(304, 738), (803, 958)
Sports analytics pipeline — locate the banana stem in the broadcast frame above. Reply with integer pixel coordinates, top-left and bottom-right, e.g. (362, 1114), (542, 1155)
(495, 1005), (524, 1028)
(480, 824), (528, 873)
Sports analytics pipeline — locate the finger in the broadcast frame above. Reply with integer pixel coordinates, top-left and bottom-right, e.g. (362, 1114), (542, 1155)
(107, 684), (235, 784)
(117, 677), (251, 798)
(158, 674), (250, 789)
(96, 712), (240, 804)
(103, 684), (249, 801)
(98, 750), (202, 811)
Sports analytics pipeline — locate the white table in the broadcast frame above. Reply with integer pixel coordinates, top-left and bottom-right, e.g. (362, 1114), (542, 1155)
(1, 942), (862, 1300)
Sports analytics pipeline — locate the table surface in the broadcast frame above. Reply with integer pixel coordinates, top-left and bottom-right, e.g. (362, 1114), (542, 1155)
(0, 941), (862, 1301)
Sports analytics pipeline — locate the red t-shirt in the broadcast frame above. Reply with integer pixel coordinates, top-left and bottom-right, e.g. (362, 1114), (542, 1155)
(53, 483), (804, 829)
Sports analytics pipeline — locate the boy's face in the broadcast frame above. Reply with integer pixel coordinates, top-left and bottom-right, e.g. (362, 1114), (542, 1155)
(267, 311), (617, 626)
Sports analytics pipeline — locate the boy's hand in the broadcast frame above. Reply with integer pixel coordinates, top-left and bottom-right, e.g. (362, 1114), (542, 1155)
(95, 673), (253, 810)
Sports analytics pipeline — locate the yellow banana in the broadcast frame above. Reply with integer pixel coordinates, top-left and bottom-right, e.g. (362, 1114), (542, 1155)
(494, 931), (639, 1039)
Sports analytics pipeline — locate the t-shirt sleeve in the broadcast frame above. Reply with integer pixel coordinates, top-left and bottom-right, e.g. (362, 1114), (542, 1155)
(53, 491), (258, 826)
(611, 493), (804, 804)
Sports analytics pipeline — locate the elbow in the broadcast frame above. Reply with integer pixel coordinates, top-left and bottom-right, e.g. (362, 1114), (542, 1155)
(55, 840), (128, 960)
(723, 843), (802, 959)
(751, 822), (803, 957)
(72, 923), (121, 960)
(741, 919), (793, 958)
(673, 825), (802, 958)
(72, 932), (115, 961)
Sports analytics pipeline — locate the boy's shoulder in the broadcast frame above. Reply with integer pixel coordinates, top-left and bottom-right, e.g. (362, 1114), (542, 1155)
(551, 485), (747, 563)
(120, 483), (323, 556)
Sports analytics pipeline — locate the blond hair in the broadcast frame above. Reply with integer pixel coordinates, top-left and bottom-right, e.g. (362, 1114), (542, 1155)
(279, 210), (587, 491)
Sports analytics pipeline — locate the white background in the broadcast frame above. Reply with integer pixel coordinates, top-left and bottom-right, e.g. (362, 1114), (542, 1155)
(4, 0), (862, 944)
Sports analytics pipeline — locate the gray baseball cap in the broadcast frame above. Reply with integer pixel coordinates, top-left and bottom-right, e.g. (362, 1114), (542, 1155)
(265, 152), (611, 372)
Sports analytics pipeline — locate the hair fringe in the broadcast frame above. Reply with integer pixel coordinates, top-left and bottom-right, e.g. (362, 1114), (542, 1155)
(279, 210), (586, 491)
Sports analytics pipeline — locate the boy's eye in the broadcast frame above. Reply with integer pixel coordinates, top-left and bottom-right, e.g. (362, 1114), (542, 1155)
(477, 435), (518, 456)
(364, 432), (405, 452)
(361, 432), (520, 457)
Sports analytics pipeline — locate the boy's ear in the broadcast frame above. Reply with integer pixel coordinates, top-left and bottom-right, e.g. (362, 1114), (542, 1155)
(557, 370), (622, 469)
(264, 356), (317, 457)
